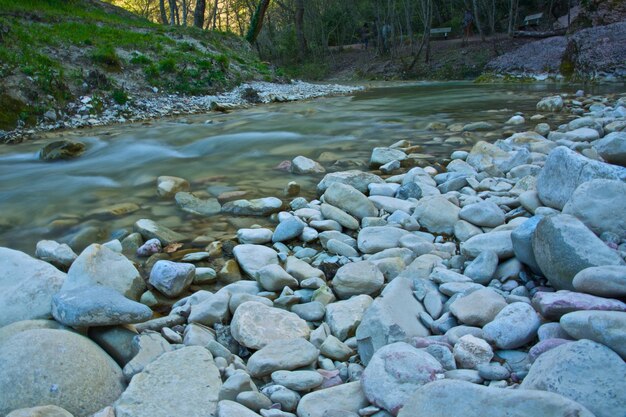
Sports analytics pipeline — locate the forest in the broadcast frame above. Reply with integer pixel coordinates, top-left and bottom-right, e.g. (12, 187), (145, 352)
(106, 0), (580, 65)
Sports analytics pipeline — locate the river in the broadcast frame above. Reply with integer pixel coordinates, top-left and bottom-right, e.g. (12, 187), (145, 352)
(0, 81), (618, 253)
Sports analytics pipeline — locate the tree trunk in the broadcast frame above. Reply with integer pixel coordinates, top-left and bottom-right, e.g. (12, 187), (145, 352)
(182, 0), (188, 26)
(245, 0), (271, 44)
(508, 0), (518, 37)
(159, 0), (168, 24)
(210, 0), (219, 30)
(194, 0), (206, 28)
(472, 0), (485, 41)
(174, 1), (180, 25)
(423, 0), (433, 63)
(294, 0), (307, 60)
(168, 0), (176, 25)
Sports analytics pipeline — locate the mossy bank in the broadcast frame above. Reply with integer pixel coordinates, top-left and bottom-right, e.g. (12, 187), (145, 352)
(0, 0), (274, 132)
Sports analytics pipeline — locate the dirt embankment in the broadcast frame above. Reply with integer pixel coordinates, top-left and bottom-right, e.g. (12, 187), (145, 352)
(0, 0), (272, 135)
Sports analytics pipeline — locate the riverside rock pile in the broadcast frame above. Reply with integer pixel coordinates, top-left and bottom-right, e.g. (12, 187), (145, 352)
(1, 80), (362, 143)
(1, 92), (626, 417)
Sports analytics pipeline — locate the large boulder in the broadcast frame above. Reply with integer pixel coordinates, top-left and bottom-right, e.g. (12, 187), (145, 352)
(532, 290), (626, 320)
(511, 216), (543, 274)
(0, 247), (66, 327)
(6, 405), (74, 417)
(325, 295), (373, 341)
(246, 338), (318, 377)
(115, 347), (221, 417)
(134, 218), (186, 245)
(521, 339), (626, 417)
(449, 288), (507, 327)
(412, 196), (460, 235)
(357, 226), (410, 254)
(562, 179), (626, 239)
(63, 244), (144, 300)
(532, 214), (625, 290)
(560, 310), (626, 359)
(221, 197), (283, 216)
(317, 170), (384, 194)
(332, 261), (384, 299)
(482, 302), (541, 349)
(356, 277), (429, 365)
(536, 95), (565, 112)
(230, 302), (310, 350)
(398, 379), (595, 417)
(323, 182), (378, 219)
(52, 286), (152, 327)
(459, 201), (505, 228)
(0, 329), (125, 417)
(593, 132), (626, 166)
(232, 244), (279, 278)
(536, 146), (626, 210)
(573, 265), (626, 298)
(292, 156), (326, 174)
(460, 231), (514, 260)
(362, 342), (443, 415)
(296, 382), (369, 417)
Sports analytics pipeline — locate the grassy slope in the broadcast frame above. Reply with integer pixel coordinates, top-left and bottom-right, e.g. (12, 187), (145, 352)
(0, 0), (272, 130)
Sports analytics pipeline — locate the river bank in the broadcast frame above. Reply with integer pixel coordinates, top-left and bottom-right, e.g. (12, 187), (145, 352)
(0, 80), (363, 144)
(0, 86), (625, 417)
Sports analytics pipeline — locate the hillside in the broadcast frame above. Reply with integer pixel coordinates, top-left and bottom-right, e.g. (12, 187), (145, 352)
(0, 0), (273, 132)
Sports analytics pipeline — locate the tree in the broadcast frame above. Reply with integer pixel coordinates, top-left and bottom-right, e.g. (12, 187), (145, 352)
(194, 0), (206, 27)
(246, 0), (271, 43)
(471, 0), (485, 41)
(159, 0), (168, 24)
(294, 0), (308, 60)
(508, 0), (519, 36)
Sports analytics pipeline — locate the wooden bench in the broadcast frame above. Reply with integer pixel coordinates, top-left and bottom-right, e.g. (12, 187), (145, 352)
(430, 27), (452, 39)
(523, 13), (543, 27)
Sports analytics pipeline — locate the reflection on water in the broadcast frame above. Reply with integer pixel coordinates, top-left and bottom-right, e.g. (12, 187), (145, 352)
(0, 81), (618, 253)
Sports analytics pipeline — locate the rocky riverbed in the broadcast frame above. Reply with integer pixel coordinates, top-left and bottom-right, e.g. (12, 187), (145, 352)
(0, 80), (362, 144)
(1, 90), (625, 417)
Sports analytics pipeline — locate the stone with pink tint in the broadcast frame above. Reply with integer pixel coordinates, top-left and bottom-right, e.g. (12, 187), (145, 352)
(528, 338), (573, 363)
(532, 290), (626, 320)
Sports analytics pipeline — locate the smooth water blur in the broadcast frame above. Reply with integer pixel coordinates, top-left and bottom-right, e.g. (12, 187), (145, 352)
(0, 81), (618, 253)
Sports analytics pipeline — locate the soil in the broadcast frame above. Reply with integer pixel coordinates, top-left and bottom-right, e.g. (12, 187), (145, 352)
(324, 34), (533, 81)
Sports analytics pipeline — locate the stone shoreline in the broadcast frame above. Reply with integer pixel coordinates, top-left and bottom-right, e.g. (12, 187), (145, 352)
(1, 91), (625, 417)
(0, 80), (363, 144)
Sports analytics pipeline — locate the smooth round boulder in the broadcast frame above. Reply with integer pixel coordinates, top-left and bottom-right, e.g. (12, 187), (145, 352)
(361, 342), (443, 415)
(52, 286), (153, 327)
(63, 244), (144, 300)
(521, 339), (626, 417)
(459, 201), (505, 228)
(562, 179), (626, 239)
(412, 196), (460, 235)
(247, 338), (319, 377)
(532, 214), (625, 290)
(560, 310), (626, 359)
(0, 248), (66, 327)
(483, 302), (541, 349)
(230, 302), (310, 350)
(332, 261), (384, 299)
(296, 381), (369, 417)
(148, 260), (195, 298)
(398, 379), (595, 417)
(0, 329), (125, 417)
(572, 265), (626, 298)
(6, 405), (74, 417)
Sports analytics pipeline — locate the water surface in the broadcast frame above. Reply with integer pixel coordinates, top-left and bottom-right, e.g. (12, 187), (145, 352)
(0, 81), (617, 253)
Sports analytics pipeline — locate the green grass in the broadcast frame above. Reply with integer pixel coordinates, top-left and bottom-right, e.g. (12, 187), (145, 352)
(0, 0), (271, 130)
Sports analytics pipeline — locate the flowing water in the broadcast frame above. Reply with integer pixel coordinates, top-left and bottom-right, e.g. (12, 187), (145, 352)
(0, 81), (619, 253)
